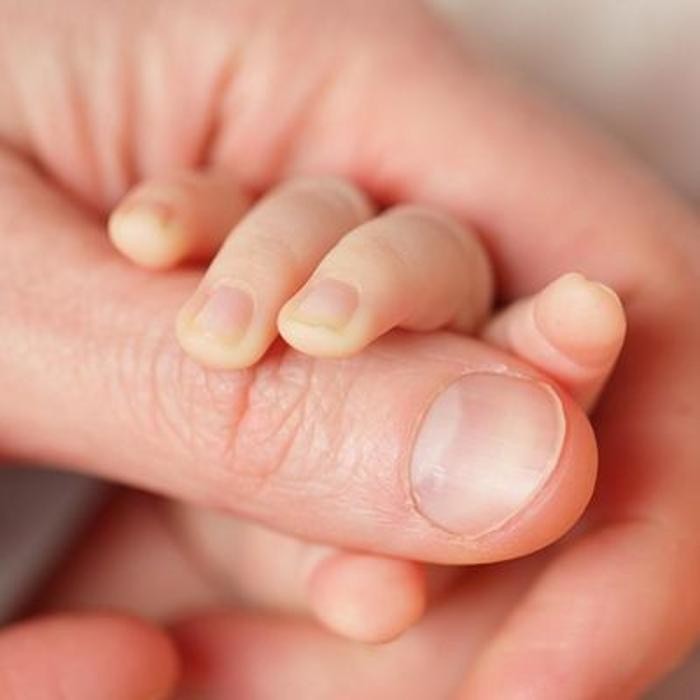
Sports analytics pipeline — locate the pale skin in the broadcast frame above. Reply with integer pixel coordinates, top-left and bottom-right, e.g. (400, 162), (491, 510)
(0, 0), (699, 697)
(104, 170), (627, 645)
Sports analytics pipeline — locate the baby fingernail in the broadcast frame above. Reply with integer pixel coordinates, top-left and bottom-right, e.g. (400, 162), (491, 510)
(410, 372), (565, 538)
(290, 278), (358, 330)
(192, 283), (254, 343)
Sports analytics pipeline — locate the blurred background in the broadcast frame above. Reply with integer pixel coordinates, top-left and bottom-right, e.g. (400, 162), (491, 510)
(434, 0), (700, 203)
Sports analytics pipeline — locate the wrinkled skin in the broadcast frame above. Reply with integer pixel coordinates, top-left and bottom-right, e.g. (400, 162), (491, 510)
(0, 1), (699, 698)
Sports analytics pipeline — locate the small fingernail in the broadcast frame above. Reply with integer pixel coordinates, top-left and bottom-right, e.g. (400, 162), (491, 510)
(192, 283), (254, 343)
(410, 372), (565, 537)
(290, 278), (358, 330)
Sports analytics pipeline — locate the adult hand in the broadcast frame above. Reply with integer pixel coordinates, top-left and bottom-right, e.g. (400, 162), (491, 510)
(0, 0), (698, 697)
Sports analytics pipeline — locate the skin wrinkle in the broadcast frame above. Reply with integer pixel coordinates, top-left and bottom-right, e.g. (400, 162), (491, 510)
(177, 345), (324, 516)
(194, 50), (242, 173)
(250, 72), (341, 191)
(99, 24), (137, 206)
(143, 1), (248, 177)
(92, 274), (196, 465)
(146, 340), (261, 496)
(170, 353), (242, 469)
(199, 367), (254, 470)
(221, 344), (399, 528)
(86, 272), (256, 498)
(313, 361), (356, 481)
(245, 352), (360, 508)
(227, 347), (345, 496)
(75, 257), (261, 496)
(44, 32), (101, 211)
(0, 1), (245, 208)
(62, 10), (138, 207)
(335, 351), (423, 530)
(305, 360), (367, 495)
(145, 329), (202, 463)
(208, 4), (343, 190)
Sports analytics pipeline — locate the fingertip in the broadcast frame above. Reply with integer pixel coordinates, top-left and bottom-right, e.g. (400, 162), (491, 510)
(534, 273), (626, 368)
(109, 202), (190, 270)
(307, 552), (427, 644)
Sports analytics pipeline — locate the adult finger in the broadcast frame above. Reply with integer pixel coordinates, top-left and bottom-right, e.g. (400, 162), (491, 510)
(0, 614), (178, 700)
